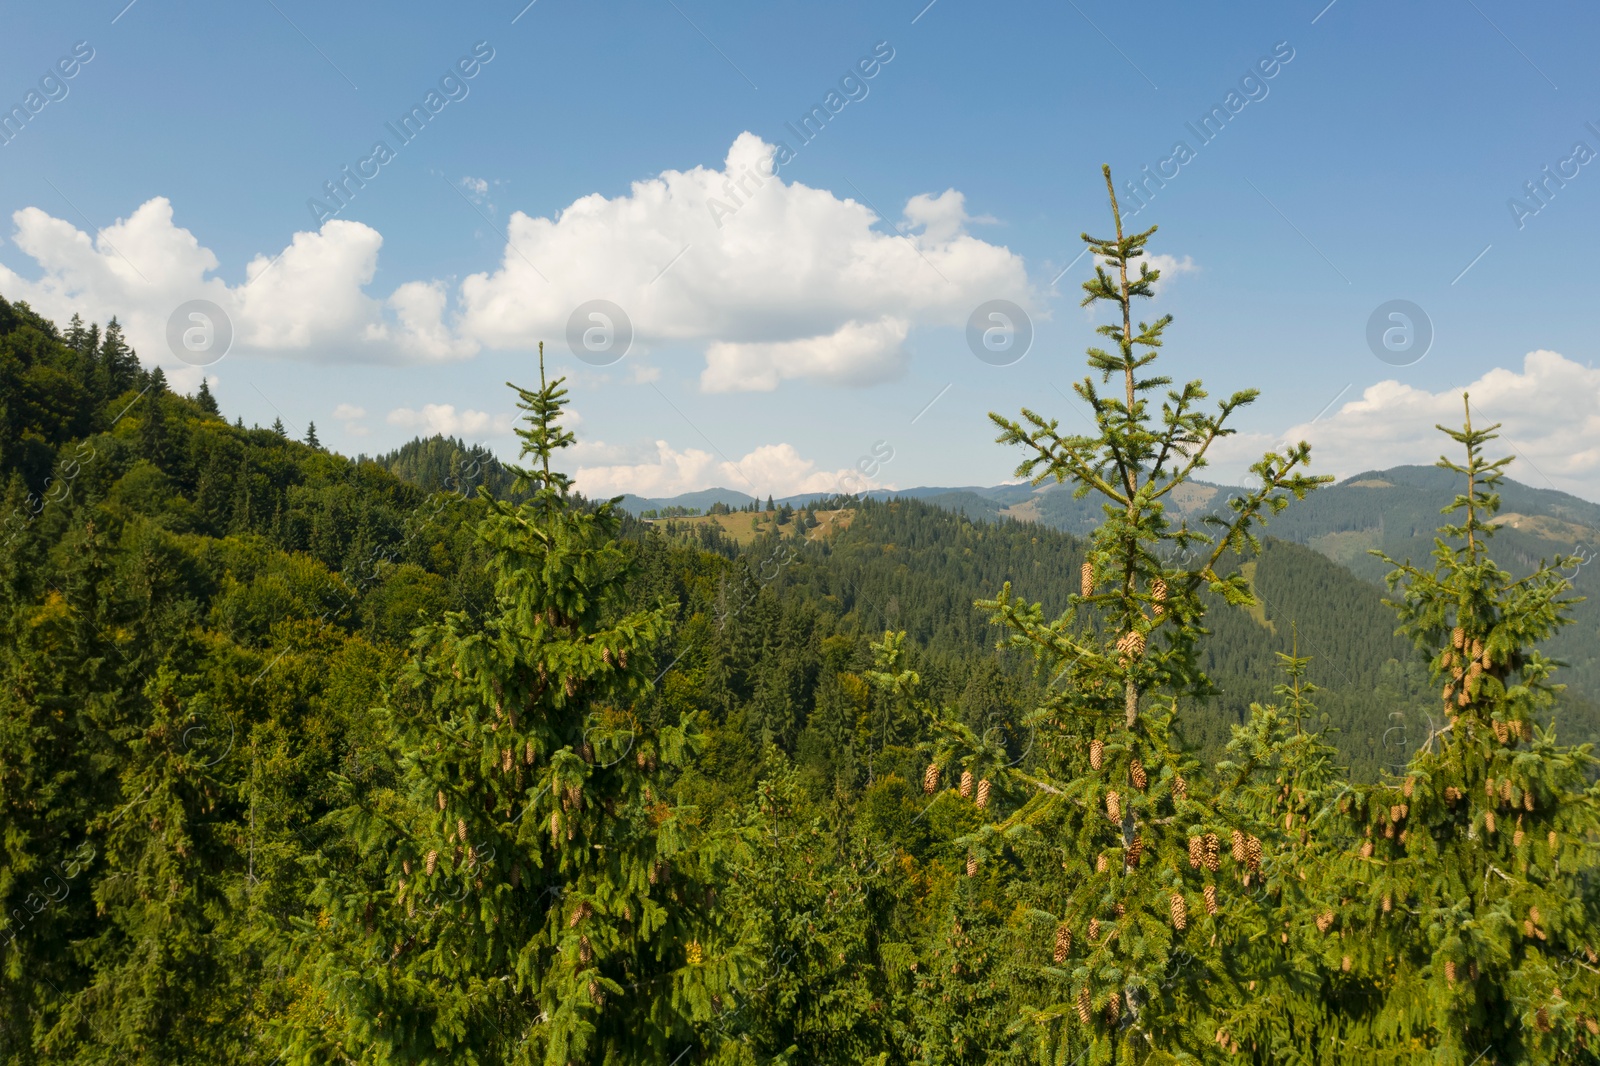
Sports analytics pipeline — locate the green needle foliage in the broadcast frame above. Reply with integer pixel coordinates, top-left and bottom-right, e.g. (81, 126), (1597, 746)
(966, 166), (1328, 1062)
(286, 347), (727, 1065)
(1332, 397), (1600, 1063)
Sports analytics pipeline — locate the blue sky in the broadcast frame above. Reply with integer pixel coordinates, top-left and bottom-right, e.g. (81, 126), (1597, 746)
(4, 0), (1599, 500)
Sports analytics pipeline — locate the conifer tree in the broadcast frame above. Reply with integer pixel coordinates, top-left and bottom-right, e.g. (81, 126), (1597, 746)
(1335, 397), (1600, 1062)
(304, 421), (321, 450)
(1212, 636), (1366, 1059)
(97, 317), (140, 401)
(140, 367), (169, 464)
(270, 417), (286, 438)
(288, 345), (728, 1065)
(196, 378), (220, 417)
(957, 166), (1328, 1061)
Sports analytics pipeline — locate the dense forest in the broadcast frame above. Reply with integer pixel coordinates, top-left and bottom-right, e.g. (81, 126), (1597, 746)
(2, 174), (1597, 1064)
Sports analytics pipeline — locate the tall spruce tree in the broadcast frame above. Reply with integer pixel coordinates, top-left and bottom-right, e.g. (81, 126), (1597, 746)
(286, 346), (728, 1065)
(957, 166), (1328, 1061)
(1334, 397), (1600, 1062)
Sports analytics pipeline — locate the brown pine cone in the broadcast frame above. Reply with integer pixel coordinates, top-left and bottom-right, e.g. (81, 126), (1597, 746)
(1054, 923), (1072, 963)
(1088, 918), (1100, 942)
(1188, 836), (1203, 869)
(1342, 955), (1352, 972)
(1173, 774), (1187, 802)
(1445, 960), (1457, 983)
(1150, 577), (1167, 616)
(1404, 776), (1415, 798)
(1246, 835), (1262, 871)
(960, 770), (974, 798)
(1203, 833), (1220, 872)
(966, 852), (978, 877)
(1170, 893), (1188, 931)
(1204, 884), (1219, 915)
(1486, 810), (1497, 833)
(1089, 738), (1104, 771)
(1453, 626), (1466, 650)
(1231, 829), (1246, 863)
(923, 763), (940, 794)
(1096, 853), (1109, 873)
(1077, 987), (1092, 1024)
(425, 849), (438, 875)
(1106, 791), (1121, 823)
(1106, 991), (1121, 1022)
(976, 779), (991, 809)
(1494, 720), (1509, 744)
(1523, 788), (1535, 812)
(1130, 758), (1147, 790)
(1315, 910), (1334, 933)
(1127, 835), (1143, 867)
(437, 790), (446, 811)
(1080, 561), (1094, 598)
(1382, 894), (1392, 914)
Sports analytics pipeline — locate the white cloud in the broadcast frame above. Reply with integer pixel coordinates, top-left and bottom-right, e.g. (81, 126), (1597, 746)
(333, 403), (366, 420)
(386, 404), (513, 438)
(457, 132), (1031, 390)
(0, 136), (1028, 389)
(0, 198), (476, 365)
(1245, 351), (1600, 500)
(575, 439), (869, 499)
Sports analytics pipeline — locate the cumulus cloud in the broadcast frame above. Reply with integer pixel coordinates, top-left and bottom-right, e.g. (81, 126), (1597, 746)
(456, 132), (1031, 390)
(0, 135), (1028, 389)
(0, 198), (475, 365)
(575, 439), (869, 499)
(386, 404), (513, 438)
(1232, 351), (1600, 500)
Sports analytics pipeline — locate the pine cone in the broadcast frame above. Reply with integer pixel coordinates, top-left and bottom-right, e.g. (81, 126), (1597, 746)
(1203, 833), (1220, 871)
(1445, 960), (1457, 983)
(1316, 910), (1334, 934)
(1080, 561), (1094, 597)
(1523, 788), (1535, 812)
(457, 817), (467, 843)
(402, 858), (411, 876)
(1088, 918), (1100, 941)
(1173, 774), (1187, 802)
(1382, 894), (1392, 914)
(1587, 1018), (1599, 1036)
(1114, 902), (1126, 918)
(1342, 955), (1352, 972)
(1536, 1007), (1551, 1032)
(550, 811), (562, 840)
(1470, 636), (1484, 659)
(1529, 904), (1542, 926)
(589, 979), (603, 1006)
(1384, 823), (1395, 840)
(1116, 630), (1146, 663)
(1106, 791), (1121, 823)
(1390, 804), (1403, 823)
(1054, 923), (1072, 963)
(1127, 835), (1143, 867)
(1514, 818), (1525, 848)
(1170, 893), (1187, 931)
(1204, 884), (1218, 915)
(1550, 831), (1560, 851)
(1188, 836), (1203, 869)
(437, 790), (446, 811)
(960, 770), (974, 798)
(569, 901), (591, 927)
(1130, 758), (1147, 790)
(424, 849), (439, 875)
(923, 763), (940, 794)
(525, 739), (535, 765)
(1106, 991), (1121, 1022)
(578, 934), (593, 963)
(1150, 577), (1167, 616)
(1231, 829), (1246, 863)
(1500, 778), (1513, 804)
(1494, 719), (1509, 744)
(1076, 986), (1092, 1024)
(1089, 739), (1104, 771)
(1445, 786), (1462, 802)
(976, 779), (991, 809)
(1403, 776), (1415, 798)
(1485, 810), (1496, 833)
(966, 852), (978, 877)
(1247, 835), (1262, 871)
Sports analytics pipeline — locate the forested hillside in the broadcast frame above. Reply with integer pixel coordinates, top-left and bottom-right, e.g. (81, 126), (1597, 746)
(2, 174), (1597, 1066)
